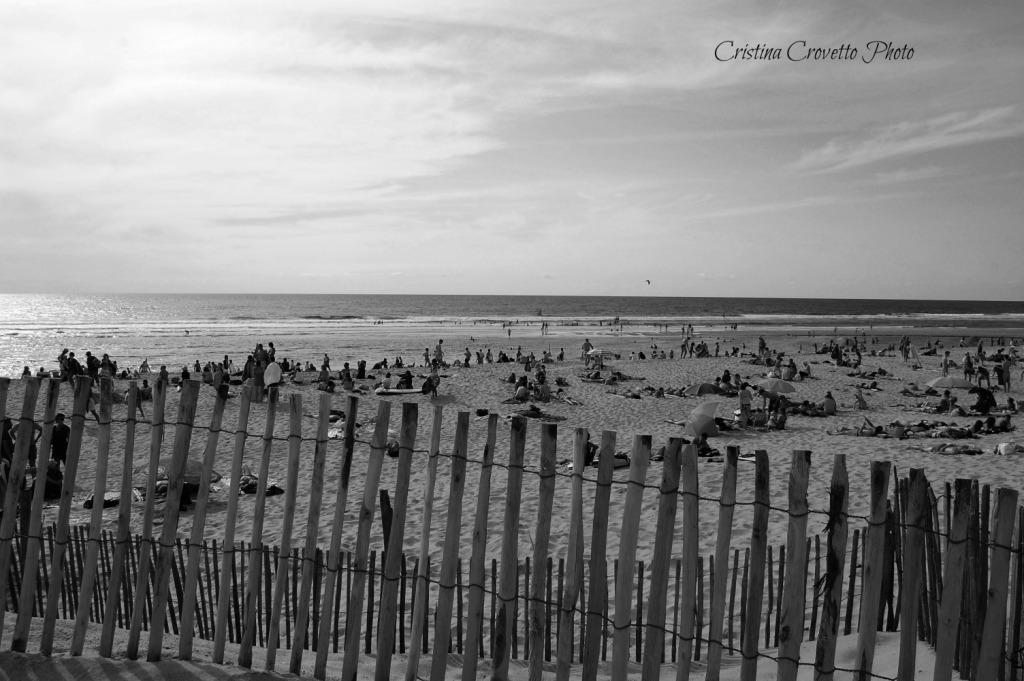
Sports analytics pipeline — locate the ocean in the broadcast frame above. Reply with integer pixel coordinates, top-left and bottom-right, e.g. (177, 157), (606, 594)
(2, 293), (1023, 377)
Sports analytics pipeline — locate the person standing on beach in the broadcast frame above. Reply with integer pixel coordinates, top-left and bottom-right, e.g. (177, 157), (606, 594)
(50, 413), (71, 465)
(941, 351), (951, 376)
(581, 338), (593, 363)
(433, 339), (444, 367)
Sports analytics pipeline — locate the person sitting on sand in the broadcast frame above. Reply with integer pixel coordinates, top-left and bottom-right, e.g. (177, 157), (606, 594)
(854, 388), (869, 410)
(821, 391), (837, 416)
(397, 370), (414, 390)
(738, 383), (753, 427)
(514, 375), (529, 401)
(969, 387), (996, 415)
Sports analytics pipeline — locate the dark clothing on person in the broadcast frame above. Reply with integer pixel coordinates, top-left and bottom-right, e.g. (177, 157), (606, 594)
(51, 421), (71, 464)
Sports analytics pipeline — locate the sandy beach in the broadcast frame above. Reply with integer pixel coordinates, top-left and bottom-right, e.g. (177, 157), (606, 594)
(2, 324), (1018, 564)
(2, 323), (1021, 679)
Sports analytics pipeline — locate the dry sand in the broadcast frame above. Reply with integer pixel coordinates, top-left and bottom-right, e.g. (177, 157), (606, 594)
(1, 325), (1018, 678)
(12, 326), (1020, 562)
(0, 618), (931, 680)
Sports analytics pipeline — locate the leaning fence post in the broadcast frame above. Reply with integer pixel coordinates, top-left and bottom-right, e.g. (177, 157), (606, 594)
(40, 377), (89, 653)
(582, 430), (617, 681)
(492, 416), (527, 679)
(706, 446), (740, 680)
(125, 376), (167, 659)
(527, 422), (560, 681)
(896, 468), (928, 681)
(0, 378), (41, 637)
(555, 428), (591, 681)
(739, 450), (770, 681)
(341, 401), (393, 681)
(146, 379), (201, 661)
(179, 383), (228, 659)
(674, 444), (700, 681)
(314, 394), (359, 677)
(238, 387), (276, 667)
(289, 392), (332, 674)
(99, 382), (139, 657)
(611, 435), (652, 680)
(776, 450), (811, 681)
(376, 402), (421, 681)
(404, 405), (443, 681)
(854, 460), (891, 680)
(213, 384), (252, 663)
(814, 453), (849, 681)
(641, 438), (683, 681)
(11, 378), (59, 652)
(265, 391), (303, 671)
(975, 488), (1019, 680)
(427, 410), (469, 681)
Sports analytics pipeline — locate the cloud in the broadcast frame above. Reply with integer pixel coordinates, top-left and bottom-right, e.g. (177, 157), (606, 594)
(872, 166), (946, 184)
(792, 106), (1024, 173)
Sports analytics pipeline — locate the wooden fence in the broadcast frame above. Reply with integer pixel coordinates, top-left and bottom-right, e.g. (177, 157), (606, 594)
(0, 374), (1023, 681)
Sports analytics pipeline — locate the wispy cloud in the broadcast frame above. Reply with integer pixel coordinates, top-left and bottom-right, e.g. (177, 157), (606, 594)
(872, 166), (946, 184)
(792, 106), (1024, 173)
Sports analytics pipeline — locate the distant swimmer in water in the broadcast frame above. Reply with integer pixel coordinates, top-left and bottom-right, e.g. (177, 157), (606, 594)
(185, 330), (190, 336)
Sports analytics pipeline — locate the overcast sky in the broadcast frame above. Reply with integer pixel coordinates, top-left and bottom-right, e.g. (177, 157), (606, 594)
(2, 0), (1022, 299)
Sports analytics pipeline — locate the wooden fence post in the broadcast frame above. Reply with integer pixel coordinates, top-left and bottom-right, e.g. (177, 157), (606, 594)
(213, 385), (252, 662)
(527, 422), (559, 681)
(289, 393), (332, 673)
(99, 383), (139, 657)
(641, 438), (683, 681)
(706, 446), (739, 680)
(125, 376), (167, 659)
(404, 405), (443, 681)
(492, 416), (527, 680)
(814, 453), (849, 680)
(147, 379), (201, 661)
(0, 378), (41, 636)
(854, 460), (891, 680)
(674, 444), (700, 681)
(975, 488), (1019, 680)
(1010, 508), (1024, 681)
(238, 387), (277, 667)
(179, 384), (228, 659)
(740, 450), (770, 681)
(611, 435), (652, 679)
(11, 379), (60, 652)
(314, 394), (360, 677)
(375, 402), (421, 681)
(582, 430), (617, 681)
(428, 411), (469, 681)
(776, 450), (811, 681)
(555, 429), (590, 681)
(40, 377), (91, 655)
(341, 401), (393, 681)
(897, 468), (928, 681)
(265, 392), (303, 670)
